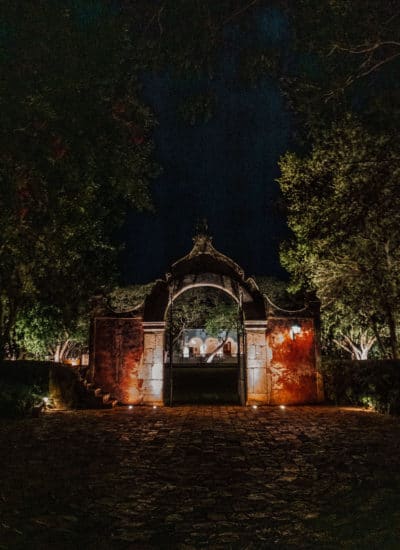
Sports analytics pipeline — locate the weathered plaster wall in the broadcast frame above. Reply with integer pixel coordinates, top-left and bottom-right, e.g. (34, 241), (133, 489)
(92, 315), (321, 406)
(267, 318), (319, 405)
(93, 317), (144, 404)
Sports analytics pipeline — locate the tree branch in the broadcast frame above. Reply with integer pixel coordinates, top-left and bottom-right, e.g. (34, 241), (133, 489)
(222, 0), (260, 26)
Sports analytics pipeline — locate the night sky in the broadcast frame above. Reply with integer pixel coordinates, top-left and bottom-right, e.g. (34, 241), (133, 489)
(122, 8), (292, 284)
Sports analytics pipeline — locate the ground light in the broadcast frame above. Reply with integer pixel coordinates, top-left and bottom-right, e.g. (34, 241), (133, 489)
(128, 405), (133, 410)
(153, 405), (157, 409)
(280, 405), (286, 410)
(252, 405), (258, 409)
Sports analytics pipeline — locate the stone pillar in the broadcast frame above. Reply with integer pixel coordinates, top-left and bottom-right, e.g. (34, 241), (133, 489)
(141, 322), (166, 405)
(245, 320), (269, 405)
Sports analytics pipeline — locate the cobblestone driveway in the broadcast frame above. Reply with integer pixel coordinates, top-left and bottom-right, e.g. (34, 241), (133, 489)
(1, 406), (400, 549)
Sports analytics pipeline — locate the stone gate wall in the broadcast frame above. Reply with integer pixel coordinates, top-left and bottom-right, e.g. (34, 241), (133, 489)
(91, 316), (323, 405)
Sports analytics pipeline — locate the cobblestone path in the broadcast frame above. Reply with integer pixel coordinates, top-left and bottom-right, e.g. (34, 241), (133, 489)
(1, 406), (400, 549)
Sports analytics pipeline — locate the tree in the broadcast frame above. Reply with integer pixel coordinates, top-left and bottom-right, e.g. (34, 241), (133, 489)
(278, 116), (400, 359)
(320, 302), (378, 360)
(167, 287), (238, 362)
(14, 304), (88, 362)
(204, 302), (237, 363)
(282, 0), (400, 137)
(0, 2), (158, 357)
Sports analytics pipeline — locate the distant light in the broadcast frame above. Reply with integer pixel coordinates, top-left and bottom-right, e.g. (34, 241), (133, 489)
(43, 397), (49, 404)
(153, 405), (157, 409)
(128, 405), (133, 410)
(290, 324), (302, 340)
(280, 405), (286, 410)
(252, 405), (258, 409)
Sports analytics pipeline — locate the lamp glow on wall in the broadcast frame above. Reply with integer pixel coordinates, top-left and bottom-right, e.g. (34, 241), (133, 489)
(290, 324), (302, 340)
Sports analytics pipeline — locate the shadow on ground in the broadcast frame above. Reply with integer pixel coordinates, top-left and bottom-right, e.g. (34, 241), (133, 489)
(1, 405), (400, 549)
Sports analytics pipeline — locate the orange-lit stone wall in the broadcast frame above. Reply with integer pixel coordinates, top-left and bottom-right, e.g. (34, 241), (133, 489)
(91, 316), (321, 406)
(93, 317), (144, 404)
(267, 318), (320, 405)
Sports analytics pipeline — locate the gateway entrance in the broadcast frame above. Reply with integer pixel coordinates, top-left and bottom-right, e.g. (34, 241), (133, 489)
(91, 231), (323, 406)
(163, 287), (245, 404)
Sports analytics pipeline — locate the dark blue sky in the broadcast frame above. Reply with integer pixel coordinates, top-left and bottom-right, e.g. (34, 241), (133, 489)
(122, 7), (292, 283)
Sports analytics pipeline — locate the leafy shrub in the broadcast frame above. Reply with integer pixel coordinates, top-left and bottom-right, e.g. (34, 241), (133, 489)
(322, 358), (400, 414)
(0, 381), (45, 418)
(0, 361), (52, 418)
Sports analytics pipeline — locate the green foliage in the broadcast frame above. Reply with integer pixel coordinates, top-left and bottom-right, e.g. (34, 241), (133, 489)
(255, 276), (304, 309)
(322, 358), (400, 415)
(284, 0), (400, 137)
(168, 287), (237, 345)
(278, 116), (400, 358)
(0, 360), (51, 417)
(107, 283), (157, 313)
(0, 382), (44, 418)
(0, 2), (159, 356)
(14, 304), (89, 360)
(204, 302), (237, 338)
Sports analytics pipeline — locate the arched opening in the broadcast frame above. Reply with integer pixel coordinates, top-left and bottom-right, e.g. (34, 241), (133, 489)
(163, 286), (245, 404)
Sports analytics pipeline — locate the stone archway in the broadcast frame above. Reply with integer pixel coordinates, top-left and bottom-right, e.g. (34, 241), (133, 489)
(90, 233), (324, 406)
(141, 234), (269, 405)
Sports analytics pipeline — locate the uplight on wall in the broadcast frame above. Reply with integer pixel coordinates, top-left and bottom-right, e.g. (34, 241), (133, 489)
(290, 324), (302, 340)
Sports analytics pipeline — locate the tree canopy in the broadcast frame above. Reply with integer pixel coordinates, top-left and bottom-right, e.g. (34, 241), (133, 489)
(0, 1), (158, 357)
(278, 117), (400, 359)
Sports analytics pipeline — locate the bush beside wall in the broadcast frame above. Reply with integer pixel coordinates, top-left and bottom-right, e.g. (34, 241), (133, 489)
(0, 361), (52, 418)
(0, 361), (85, 416)
(322, 358), (400, 415)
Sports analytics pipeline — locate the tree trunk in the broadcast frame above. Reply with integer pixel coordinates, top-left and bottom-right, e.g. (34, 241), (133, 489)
(59, 339), (71, 363)
(386, 308), (398, 360)
(371, 317), (386, 357)
(206, 333), (228, 363)
(54, 344), (61, 363)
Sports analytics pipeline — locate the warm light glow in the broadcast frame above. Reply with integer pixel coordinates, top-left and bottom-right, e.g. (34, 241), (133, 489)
(128, 405), (133, 410)
(280, 405), (286, 410)
(153, 405), (157, 409)
(290, 325), (302, 340)
(252, 405), (258, 409)
(43, 397), (49, 404)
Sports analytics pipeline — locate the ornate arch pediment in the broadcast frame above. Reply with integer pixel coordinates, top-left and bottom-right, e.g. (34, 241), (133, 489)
(143, 233), (266, 321)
